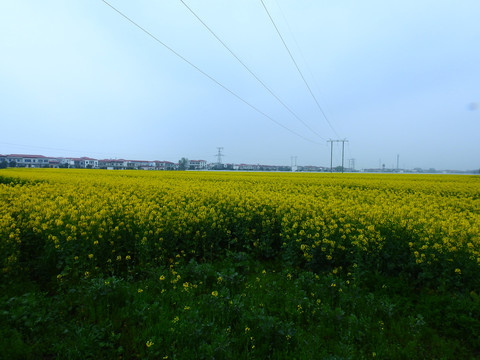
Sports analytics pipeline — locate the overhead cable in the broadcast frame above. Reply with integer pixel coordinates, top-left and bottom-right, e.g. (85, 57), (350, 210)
(100, 0), (321, 144)
(259, 0), (339, 137)
(178, 0), (325, 140)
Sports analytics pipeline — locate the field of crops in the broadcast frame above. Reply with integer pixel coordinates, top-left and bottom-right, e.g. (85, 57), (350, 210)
(1, 169), (480, 359)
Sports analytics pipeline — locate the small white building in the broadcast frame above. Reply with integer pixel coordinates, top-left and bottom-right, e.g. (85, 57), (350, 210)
(6, 154), (51, 168)
(98, 159), (128, 170)
(153, 161), (176, 170)
(189, 160), (207, 170)
(127, 160), (153, 170)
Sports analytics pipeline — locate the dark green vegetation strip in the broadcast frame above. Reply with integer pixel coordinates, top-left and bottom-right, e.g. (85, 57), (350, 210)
(2, 255), (480, 359)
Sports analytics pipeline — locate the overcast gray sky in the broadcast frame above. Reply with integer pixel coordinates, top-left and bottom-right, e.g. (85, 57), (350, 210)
(1, 0), (479, 170)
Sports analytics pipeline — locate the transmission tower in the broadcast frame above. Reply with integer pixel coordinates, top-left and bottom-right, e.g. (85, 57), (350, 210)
(216, 147), (224, 165)
(348, 158), (356, 171)
(291, 156), (298, 172)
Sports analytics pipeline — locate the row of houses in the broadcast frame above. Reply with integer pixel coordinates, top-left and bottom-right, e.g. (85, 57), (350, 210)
(0, 154), (331, 172)
(0, 154), (199, 170)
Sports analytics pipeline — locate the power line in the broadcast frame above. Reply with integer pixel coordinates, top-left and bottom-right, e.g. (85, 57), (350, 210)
(272, 0), (326, 111)
(178, 0), (325, 140)
(100, 0), (321, 145)
(259, 0), (339, 137)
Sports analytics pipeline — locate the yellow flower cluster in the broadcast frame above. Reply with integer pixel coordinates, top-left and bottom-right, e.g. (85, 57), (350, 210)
(1, 169), (479, 284)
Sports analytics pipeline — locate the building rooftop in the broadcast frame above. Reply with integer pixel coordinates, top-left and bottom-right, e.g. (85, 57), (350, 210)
(7, 154), (49, 158)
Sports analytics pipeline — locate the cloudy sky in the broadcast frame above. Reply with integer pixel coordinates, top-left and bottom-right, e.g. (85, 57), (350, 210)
(1, 0), (479, 170)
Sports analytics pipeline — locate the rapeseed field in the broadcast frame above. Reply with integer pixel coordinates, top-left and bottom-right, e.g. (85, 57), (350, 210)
(1, 169), (479, 359)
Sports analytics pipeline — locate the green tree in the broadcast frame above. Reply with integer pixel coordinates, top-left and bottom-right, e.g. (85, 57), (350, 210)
(178, 157), (189, 171)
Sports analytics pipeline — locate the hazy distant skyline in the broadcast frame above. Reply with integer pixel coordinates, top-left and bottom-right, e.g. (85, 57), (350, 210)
(1, 1), (479, 170)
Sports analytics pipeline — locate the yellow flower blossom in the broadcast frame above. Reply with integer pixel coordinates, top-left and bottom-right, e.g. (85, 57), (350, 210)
(2, 169), (479, 297)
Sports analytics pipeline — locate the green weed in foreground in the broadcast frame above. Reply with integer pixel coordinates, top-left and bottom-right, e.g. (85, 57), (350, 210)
(1, 253), (479, 359)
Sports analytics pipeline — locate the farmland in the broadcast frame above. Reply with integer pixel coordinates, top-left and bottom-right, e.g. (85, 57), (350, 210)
(1, 169), (480, 359)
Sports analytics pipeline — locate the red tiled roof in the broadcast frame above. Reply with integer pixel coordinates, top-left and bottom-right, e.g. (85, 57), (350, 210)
(8, 154), (48, 158)
(62, 157), (96, 161)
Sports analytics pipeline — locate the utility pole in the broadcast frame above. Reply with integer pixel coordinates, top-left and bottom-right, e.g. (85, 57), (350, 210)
(396, 154), (400, 171)
(328, 140), (334, 172)
(327, 139), (348, 173)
